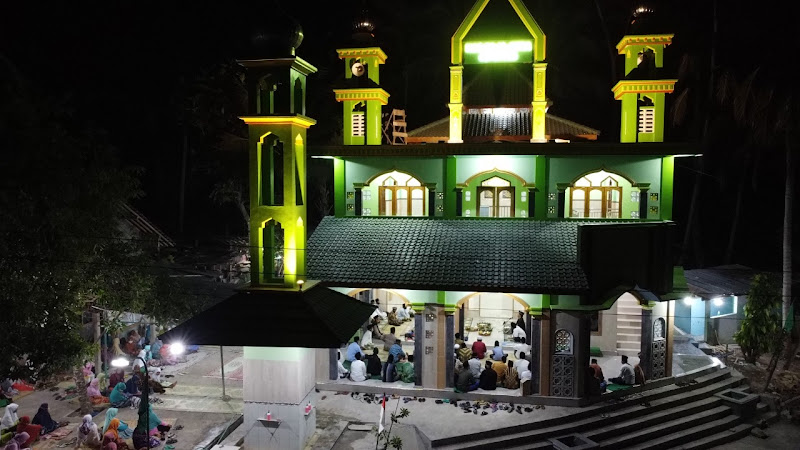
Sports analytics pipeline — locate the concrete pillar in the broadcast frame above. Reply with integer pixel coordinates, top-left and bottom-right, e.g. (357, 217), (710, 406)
(640, 308), (653, 380)
(243, 347), (316, 450)
(538, 312), (551, 396)
(414, 313), (423, 386)
(550, 311), (588, 398)
(328, 348), (338, 381)
(529, 317), (541, 394)
(445, 313), (455, 388)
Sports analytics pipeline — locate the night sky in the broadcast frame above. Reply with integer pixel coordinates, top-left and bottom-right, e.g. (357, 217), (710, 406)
(1, 0), (796, 271)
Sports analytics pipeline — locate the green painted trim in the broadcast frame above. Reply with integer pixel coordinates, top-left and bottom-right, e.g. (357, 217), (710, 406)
(437, 291), (446, 304)
(445, 156), (458, 218)
(661, 156), (674, 220)
(620, 93), (637, 143)
(334, 158), (346, 217)
(534, 155), (547, 219)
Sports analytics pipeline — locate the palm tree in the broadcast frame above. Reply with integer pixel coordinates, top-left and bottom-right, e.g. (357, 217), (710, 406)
(725, 64), (798, 370)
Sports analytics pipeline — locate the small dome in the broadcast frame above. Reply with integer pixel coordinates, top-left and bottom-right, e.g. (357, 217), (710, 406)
(627, 4), (670, 35)
(241, 1), (304, 59)
(350, 5), (377, 46)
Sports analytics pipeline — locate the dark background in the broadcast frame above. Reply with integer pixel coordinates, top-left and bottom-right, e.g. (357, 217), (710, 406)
(1, 0), (796, 272)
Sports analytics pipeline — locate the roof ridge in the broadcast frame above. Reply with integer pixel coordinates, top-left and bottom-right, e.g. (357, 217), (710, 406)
(545, 113), (600, 135)
(407, 116), (449, 136)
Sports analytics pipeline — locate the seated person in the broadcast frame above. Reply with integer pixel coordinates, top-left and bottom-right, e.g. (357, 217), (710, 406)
(585, 366), (604, 396)
(492, 355), (508, 385)
(103, 408), (132, 440)
(145, 405), (171, 439)
(491, 341), (504, 361)
(382, 354), (397, 383)
(371, 317), (385, 340)
(361, 325), (375, 350)
(468, 355), (482, 378)
(453, 350), (464, 386)
(31, 403), (59, 435)
(383, 327), (397, 351)
(1, 403), (18, 430)
(336, 352), (349, 379)
(108, 368), (125, 390)
(87, 378), (110, 404)
(609, 355), (635, 385)
(109, 382), (139, 409)
(404, 329), (414, 341)
(369, 300), (387, 321)
(456, 367), (479, 392)
(14, 416), (41, 448)
(590, 358), (607, 391)
(503, 360), (520, 389)
(397, 304), (412, 322)
(349, 353), (368, 382)
(389, 339), (405, 362)
(102, 419), (130, 450)
(457, 344), (472, 364)
(387, 307), (403, 326)
(515, 352), (530, 374)
(395, 355), (415, 383)
(478, 361), (497, 390)
(365, 348), (383, 378)
(125, 372), (142, 396)
(511, 323), (526, 343)
(3, 432), (29, 450)
(471, 337), (487, 359)
(345, 337), (361, 369)
(75, 414), (102, 449)
(150, 339), (164, 360)
(635, 352), (647, 385)
(454, 333), (466, 349)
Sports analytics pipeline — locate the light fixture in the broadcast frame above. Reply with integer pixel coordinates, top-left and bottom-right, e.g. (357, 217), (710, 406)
(682, 297), (694, 305)
(297, 279), (305, 291)
(111, 357), (130, 368)
(170, 342), (186, 356)
(713, 298), (724, 307)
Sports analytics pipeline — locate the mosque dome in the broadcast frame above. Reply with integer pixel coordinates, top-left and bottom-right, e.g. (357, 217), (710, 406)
(627, 4), (671, 35)
(350, 5), (377, 46)
(241, 1), (304, 59)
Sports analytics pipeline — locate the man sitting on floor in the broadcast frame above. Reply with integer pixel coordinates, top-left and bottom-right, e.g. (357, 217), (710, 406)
(389, 339), (405, 362)
(337, 352), (349, 379)
(468, 354), (482, 378)
(492, 355), (508, 385)
(365, 348), (382, 378)
(511, 322), (526, 343)
(370, 300), (387, 321)
(383, 327), (397, 351)
(395, 355), (415, 383)
(515, 352), (530, 374)
(471, 337), (487, 359)
(456, 366), (479, 392)
(387, 307), (403, 326)
(344, 336), (361, 370)
(491, 341), (504, 361)
(478, 361), (497, 390)
(349, 353), (368, 382)
(397, 304), (413, 322)
(609, 355), (635, 385)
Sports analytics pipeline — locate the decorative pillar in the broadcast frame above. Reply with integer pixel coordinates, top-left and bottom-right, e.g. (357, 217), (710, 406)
(448, 66), (463, 143)
(426, 183), (437, 217)
(635, 183), (650, 220)
(527, 188), (537, 219)
(354, 184), (363, 216)
(413, 309), (423, 387)
(243, 347), (317, 450)
(328, 348), (338, 381)
(455, 187), (463, 216)
(445, 310), (455, 388)
(529, 316), (541, 394)
(556, 183), (569, 219)
(639, 307), (653, 380)
(538, 311), (551, 396)
(530, 63), (547, 143)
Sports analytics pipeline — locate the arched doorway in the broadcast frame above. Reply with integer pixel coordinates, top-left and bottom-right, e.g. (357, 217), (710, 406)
(454, 293), (529, 346)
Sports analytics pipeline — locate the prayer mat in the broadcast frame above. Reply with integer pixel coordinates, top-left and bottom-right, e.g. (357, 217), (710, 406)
(203, 357), (244, 381)
(606, 383), (633, 392)
(39, 426), (73, 440)
(590, 347), (603, 357)
(130, 417), (178, 431)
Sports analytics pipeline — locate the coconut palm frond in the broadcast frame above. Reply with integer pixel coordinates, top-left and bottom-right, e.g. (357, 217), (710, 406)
(671, 88), (690, 127)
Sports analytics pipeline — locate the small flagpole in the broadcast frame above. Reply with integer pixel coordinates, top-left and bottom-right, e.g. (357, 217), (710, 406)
(375, 392), (385, 449)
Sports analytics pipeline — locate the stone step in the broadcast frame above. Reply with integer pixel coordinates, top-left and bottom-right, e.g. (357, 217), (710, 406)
(598, 405), (733, 448)
(432, 370), (740, 449)
(617, 307), (642, 315)
(584, 397), (722, 443)
(617, 333), (642, 339)
(625, 414), (742, 450)
(616, 340), (641, 347)
(678, 423), (754, 450)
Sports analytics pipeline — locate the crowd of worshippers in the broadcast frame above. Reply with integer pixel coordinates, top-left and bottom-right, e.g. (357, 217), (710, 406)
(453, 333), (532, 393)
(1, 402), (68, 449)
(337, 334), (416, 384)
(585, 354), (647, 397)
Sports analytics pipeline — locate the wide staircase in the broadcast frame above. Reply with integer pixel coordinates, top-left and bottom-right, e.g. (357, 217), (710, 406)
(432, 368), (769, 450)
(616, 296), (642, 356)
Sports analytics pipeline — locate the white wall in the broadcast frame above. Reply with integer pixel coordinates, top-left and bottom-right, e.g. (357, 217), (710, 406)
(590, 302), (619, 354)
(464, 293), (519, 319)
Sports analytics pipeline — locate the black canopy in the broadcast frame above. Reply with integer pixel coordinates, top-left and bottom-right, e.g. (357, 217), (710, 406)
(158, 282), (374, 348)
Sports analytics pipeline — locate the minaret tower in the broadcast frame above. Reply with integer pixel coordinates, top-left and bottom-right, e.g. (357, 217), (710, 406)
(333, 6), (389, 145)
(612, 6), (677, 143)
(238, 6), (316, 288)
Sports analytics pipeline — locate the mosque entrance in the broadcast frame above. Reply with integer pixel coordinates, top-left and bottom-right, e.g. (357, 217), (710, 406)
(455, 293), (530, 353)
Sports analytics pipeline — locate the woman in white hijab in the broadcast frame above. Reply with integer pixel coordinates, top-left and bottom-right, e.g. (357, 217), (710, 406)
(74, 414), (101, 448)
(1, 403), (19, 428)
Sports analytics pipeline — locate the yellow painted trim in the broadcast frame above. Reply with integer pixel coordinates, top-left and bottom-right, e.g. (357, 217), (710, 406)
(616, 34), (674, 54)
(336, 47), (388, 63)
(333, 88), (390, 105)
(451, 0), (490, 65)
(240, 115), (317, 128)
(611, 80), (677, 100)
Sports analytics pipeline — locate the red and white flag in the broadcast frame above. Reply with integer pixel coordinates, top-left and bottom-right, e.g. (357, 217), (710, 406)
(378, 394), (386, 433)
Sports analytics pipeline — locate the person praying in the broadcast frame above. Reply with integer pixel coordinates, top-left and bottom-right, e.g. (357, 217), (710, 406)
(609, 355), (635, 385)
(31, 403), (59, 435)
(512, 322), (526, 343)
(370, 300), (387, 321)
(75, 414), (101, 448)
(471, 337), (487, 359)
(478, 361), (497, 390)
(365, 348), (382, 378)
(491, 341), (504, 361)
(395, 355), (415, 383)
(397, 304), (412, 322)
(349, 353), (368, 382)
(503, 360), (520, 389)
(389, 339), (405, 361)
(345, 336), (361, 369)
(387, 307), (402, 326)
(383, 327), (397, 351)
(361, 325), (375, 350)
(492, 355), (508, 385)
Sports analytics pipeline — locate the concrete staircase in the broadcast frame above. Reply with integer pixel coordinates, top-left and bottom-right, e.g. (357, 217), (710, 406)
(432, 368), (767, 450)
(616, 296), (643, 355)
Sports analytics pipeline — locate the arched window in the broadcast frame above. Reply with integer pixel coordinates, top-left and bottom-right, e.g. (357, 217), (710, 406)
(653, 318), (666, 341)
(555, 329), (573, 355)
(376, 172), (426, 217)
(569, 171), (623, 218)
(477, 177), (514, 217)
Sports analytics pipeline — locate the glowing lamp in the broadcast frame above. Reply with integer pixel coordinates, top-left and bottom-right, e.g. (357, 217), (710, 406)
(170, 342), (186, 356)
(713, 298), (724, 307)
(682, 297), (694, 305)
(464, 41), (533, 63)
(111, 357), (130, 368)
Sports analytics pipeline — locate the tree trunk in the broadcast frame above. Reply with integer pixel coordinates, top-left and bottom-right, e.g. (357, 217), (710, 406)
(782, 137), (796, 370)
(237, 197), (250, 233)
(93, 312), (102, 374)
(73, 366), (92, 416)
(724, 172), (746, 263)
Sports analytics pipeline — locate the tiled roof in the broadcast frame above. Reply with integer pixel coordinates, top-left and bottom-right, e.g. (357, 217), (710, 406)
(158, 282), (375, 347)
(406, 113), (600, 140)
(307, 217), (588, 294)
